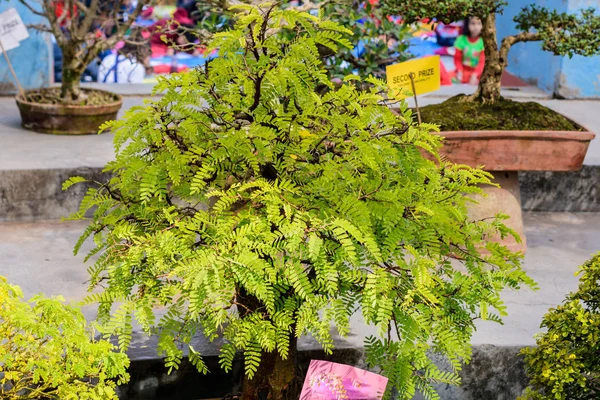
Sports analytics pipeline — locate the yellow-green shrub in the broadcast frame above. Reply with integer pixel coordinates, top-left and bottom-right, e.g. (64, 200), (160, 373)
(520, 254), (600, 400)
(0, 276), (129, 400)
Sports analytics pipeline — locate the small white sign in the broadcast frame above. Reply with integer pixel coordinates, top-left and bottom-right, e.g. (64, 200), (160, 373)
(0, 30), (19, 53)
(0, 8), (29, 54)
(1, 8), (29, 41)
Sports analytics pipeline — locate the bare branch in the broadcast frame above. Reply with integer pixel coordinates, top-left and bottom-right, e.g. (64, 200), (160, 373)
(105, 0), (152, 49)
(73, 0), (90, 15)
(40, 0), (67, 46)
(15, 0), (46, 17)
(78, 0), (99, 37)
(56, 0), (73, 32)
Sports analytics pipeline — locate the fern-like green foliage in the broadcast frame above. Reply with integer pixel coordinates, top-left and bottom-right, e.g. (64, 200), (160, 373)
(520, 254), (600, 400)
(0, 276), (129, 400)
(67, 3), (534, 398)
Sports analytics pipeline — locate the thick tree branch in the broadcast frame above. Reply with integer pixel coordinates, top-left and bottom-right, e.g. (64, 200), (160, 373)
(499, 31), (541, 61)
(78, 0), (99, 39)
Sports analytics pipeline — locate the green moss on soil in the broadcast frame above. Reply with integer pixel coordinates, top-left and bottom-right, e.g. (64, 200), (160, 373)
(419, 95), (581, 131)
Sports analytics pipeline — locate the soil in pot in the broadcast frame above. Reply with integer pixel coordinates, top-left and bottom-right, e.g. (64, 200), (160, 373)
(24, 87), (119, 106)
(419, 95), (582, 131)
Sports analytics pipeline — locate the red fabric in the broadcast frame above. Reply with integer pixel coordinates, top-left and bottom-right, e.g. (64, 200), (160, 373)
(439, 60), (452, 86)
(153, 64), (188, 74)
(53, 1), (77, 26)
(454, 48), (464, 74)
(458, 66), (478, 83)
(141, 6), (154, 19)
(173, 8), (193, 25)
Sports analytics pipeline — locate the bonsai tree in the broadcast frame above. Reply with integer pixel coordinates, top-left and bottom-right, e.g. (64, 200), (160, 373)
(18, 0), (151, 102)
(0, 275), (129, 399)
(383, 0), (600, 103)
(520, 254), (600, 400)
(67, 4), (534, 399)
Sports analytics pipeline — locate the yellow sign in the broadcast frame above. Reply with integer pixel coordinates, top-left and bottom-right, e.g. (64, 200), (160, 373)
(386, 56), (440, 98)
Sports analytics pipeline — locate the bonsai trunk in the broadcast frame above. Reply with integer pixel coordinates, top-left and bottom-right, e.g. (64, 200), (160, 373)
(471, 13), (506, 104)
(241, 338), (299, 400)
(60, 51), (85, 103)
(238, 291), (300, 400)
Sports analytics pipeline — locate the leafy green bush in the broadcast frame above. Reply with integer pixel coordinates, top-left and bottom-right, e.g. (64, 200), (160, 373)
(0, 276), (129, 400)
(520, 254), (600, 400)
(67, 4), (533, 399)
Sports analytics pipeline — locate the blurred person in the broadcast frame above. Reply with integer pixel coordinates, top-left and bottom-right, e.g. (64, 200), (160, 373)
(98, 30), (152, 83)
(453, 16), (485, 85)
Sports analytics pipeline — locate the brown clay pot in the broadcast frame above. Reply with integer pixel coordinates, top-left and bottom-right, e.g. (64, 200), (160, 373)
(430, 129), (595, 253)
(16, 89), (122, 135)
(433, 130), (595, 171)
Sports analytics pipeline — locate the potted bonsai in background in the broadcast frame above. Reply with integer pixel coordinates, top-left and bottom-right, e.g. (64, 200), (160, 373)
(67, 4), (534, 399)
(15, 0), (151, 134)
(382, 0), (599, 253)
(380, 0), (600, 136)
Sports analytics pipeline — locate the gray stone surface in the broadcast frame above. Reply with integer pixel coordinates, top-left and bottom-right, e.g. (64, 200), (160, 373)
(1, 165), (599, 222)
(0, 97), (153, 171)
(414, 346), (528, 400)
(0, 167), (107, 222)
(1, 90), (597, 172)
(520, 166), (600, 212)
(1, 212), (597, 357)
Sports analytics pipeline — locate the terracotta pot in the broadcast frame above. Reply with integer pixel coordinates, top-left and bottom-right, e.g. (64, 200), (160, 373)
(16, 89), (123, 135)
(433, 130), (595, 172)
(431, 129), (595, 253)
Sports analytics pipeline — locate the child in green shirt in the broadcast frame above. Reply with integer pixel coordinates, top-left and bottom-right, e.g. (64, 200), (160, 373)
(453, 16), (485, 85)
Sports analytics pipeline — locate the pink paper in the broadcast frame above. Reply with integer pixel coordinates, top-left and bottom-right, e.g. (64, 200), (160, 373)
(300, 360), (388, 400)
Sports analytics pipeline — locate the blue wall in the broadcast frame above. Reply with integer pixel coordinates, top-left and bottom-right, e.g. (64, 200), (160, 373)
(559, 0), (600, 97)
(0, 1), (51, 94)
(497, 0), (600, 98)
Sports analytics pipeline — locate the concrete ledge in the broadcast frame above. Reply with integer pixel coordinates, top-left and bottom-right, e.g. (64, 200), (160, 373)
(520, 166), (600, 212)
(118, 345), (528, 400)
(78, 82), (158, 97)
(0, 167), (108, 222)
(1, 166), (598, 222)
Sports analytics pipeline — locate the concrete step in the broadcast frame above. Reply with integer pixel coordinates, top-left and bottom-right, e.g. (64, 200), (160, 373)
(1, 214), (597, 343)
(1, 213), (598, 398)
